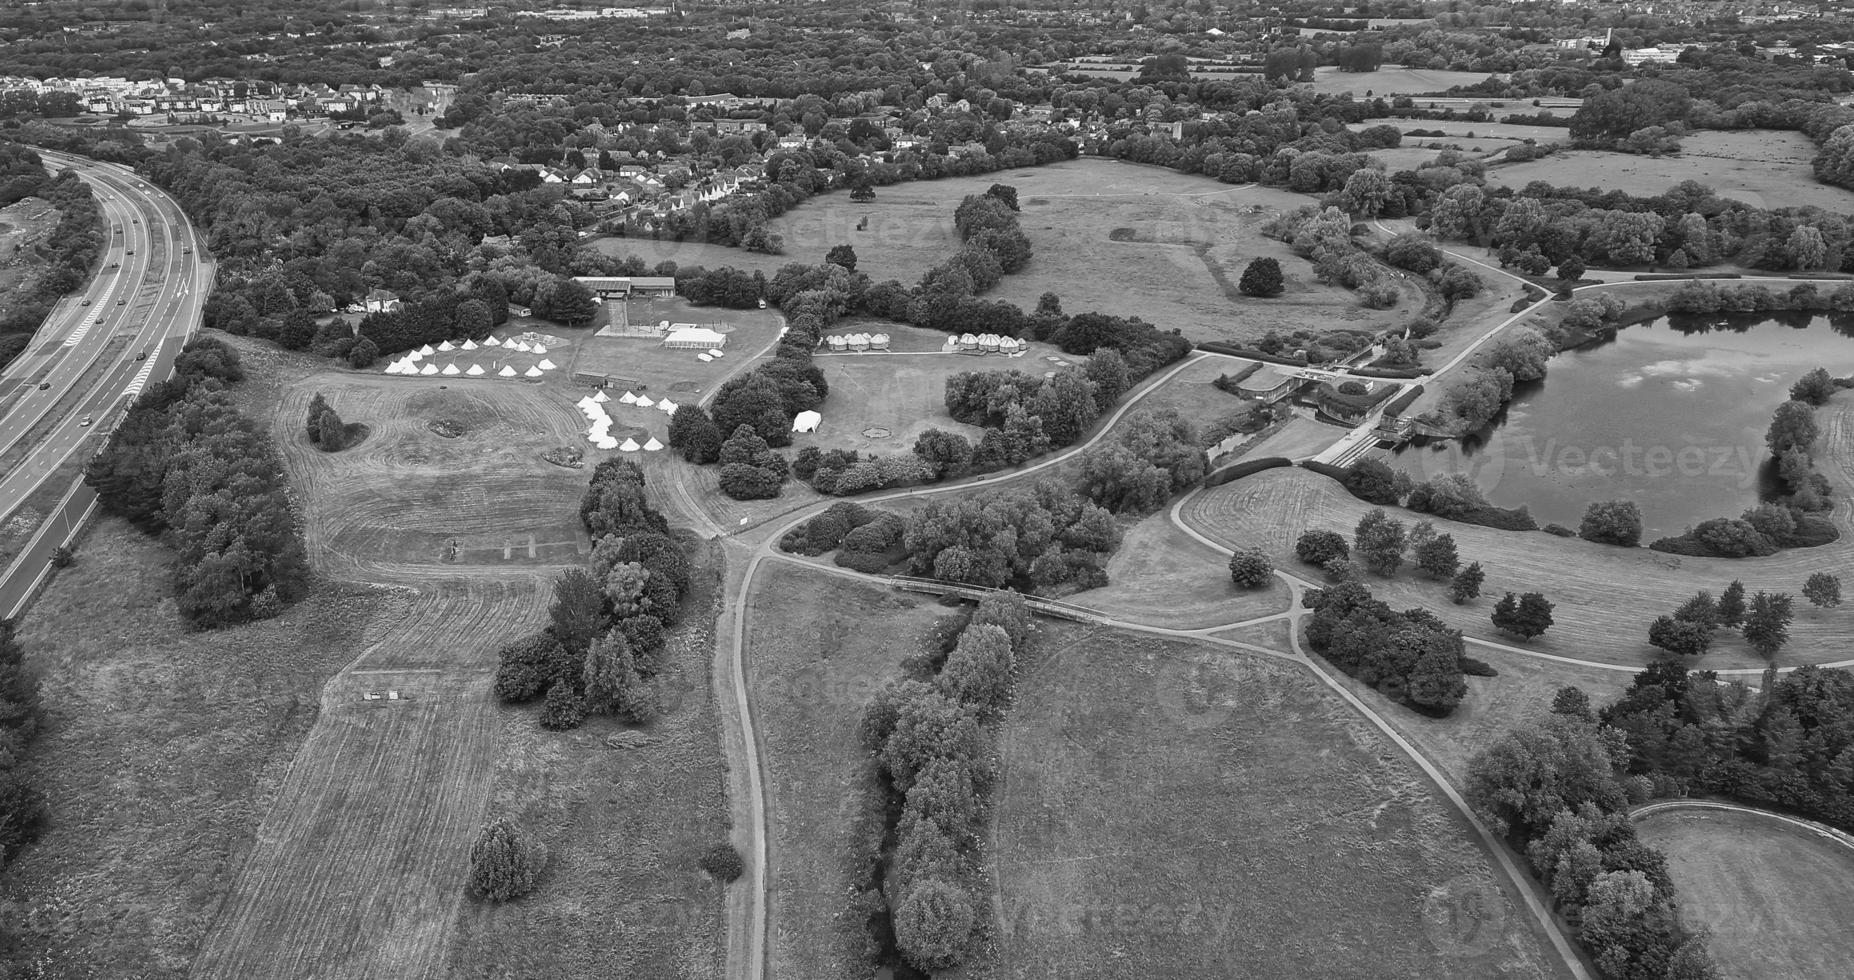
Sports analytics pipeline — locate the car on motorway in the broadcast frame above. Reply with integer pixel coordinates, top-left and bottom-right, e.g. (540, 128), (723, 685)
(80, 416), (93, 427)
(136, 351), (148, 361)
(80, 298), (90, 306)
(117, 299), (126, 305)
(183, 247), (192, 254)
(37, 382), (49, 390)
(125, 248), (134, 255)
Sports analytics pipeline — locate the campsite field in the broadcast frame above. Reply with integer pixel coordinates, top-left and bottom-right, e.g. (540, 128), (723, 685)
(1635, 808), (1854, 980)
(1486, 129), (1854, 212)
(1179, 466), (1854, 670)
(599, 159), (1422, 346)
(742, 561), (958, 980)
(573, 297), (784, 404)
(989, 624), (1570, 980)
(444, 541), (730, 980)
(0, 522), (394, 979)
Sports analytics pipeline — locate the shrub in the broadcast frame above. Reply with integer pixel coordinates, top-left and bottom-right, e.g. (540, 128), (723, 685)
(1542, 523), (1577, 538)
(894, 878), (976, 971)
(468, 820), (548, 902)
(719, 463), (783, 500)
(539, 678), (586, 730)
(1295, 529), (1350, 566)
(700, 842), (744, 882)
(1238, 257), (1285, 297)
(1579, 500), (1643, 547)
(1803, 572), (1841, 609)
(1450, 562), (1485, 604)
(1492, 591), (1554, 641)
(1227, 548), (1274, 588)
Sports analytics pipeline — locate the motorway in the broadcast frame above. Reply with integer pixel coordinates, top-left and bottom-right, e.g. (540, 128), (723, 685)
(0, 148), (211, 618)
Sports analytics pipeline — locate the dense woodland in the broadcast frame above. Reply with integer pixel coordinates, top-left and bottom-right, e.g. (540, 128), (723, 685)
(0, 143), (104, 366)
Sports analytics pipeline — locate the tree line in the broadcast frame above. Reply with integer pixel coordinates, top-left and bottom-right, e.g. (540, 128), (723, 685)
(84, 338), (311, 627)
(0, 143), (105, 367)
(0, 622), (43, 878)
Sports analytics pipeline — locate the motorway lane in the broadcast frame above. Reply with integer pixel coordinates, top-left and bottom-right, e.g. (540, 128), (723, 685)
(0, 151), (207, 616)
(0, 160), (176, 462)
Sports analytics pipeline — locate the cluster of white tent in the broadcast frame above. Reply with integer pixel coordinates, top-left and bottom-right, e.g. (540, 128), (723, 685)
(576, 388), (674, 452)
(380, 338), (558, 378)
(822, 333), (891, 353)
(946, 333), (1025, 355)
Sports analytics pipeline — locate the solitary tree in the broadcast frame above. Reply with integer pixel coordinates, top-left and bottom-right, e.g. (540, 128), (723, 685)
(306, 392), (330, 442)
(1579, 500), (1643, 547)
(1227, 548), (1273, 588)
(316, 406), (347, 451)
(1803, 572), (1841, 610)
(1742, 591), (1794, 658)
(467, 819), (548, 902)
(1295, 529), (1350, 566)
(1492, 591), (1555, 640)
(1354, 509), (1407, 577)
(1415, 533), (1460, 579)
(1449, 562), (1486, 604)
(1238, 257), (1285, 298)
(825, 244), (858, 272)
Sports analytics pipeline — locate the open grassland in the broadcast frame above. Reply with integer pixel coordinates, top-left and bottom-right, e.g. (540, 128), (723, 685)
(1180, 466), (1854, 670)
(1487, 130), (1854, 212)
(599, 159), (1421, 345)
(1078, 509), (1291, 629)
(0, 520), (393, 979)
(1634, 808), (1854, 980)
(987, 624), (1569, 980)
(743, 561), (957, 980)
(1237, 414), (1349, 461)
(444, 541), (729, 980)
(574, 298), (784, 402)
(1121, 353), (1248, 426)
(1307, 66), (1503, 97)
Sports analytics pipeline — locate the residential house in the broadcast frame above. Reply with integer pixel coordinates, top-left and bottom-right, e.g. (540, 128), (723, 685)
(364, 289), (402, 313)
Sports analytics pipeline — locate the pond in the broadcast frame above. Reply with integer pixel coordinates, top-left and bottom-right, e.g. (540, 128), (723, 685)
(1392, 312), (1854, 539)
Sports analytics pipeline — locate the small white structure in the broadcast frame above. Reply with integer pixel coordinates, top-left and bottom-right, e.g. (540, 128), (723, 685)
(418, 344), (435, 356)
(532, 344), (548, 355)
(437, 340), (455, 352)
(511, 341), (533, 353)
(525, 365), (543, 378)
(416, 362), (436, 376)
(663, 326), (726, 350)
(656, 399), (679, 415)
(441, 363), (460, 375)
(594, 435), (618, 450)
(634, 395), (655, 408)
(642, 436), (664, 451)
(618, 391), (639, 405)
(537, 358), (557, 371)
(382, 362), (400, 374)
(407, 349), (424, 362)
(792, 410), (821, 434)
(619, 437), (641, 452)
(498, 365), (517, 377)
(483, 336), (502, 347)
(466, 364), (485, 376)
(461, 339), (479, 350)
(592, 390), (610, 403)
(698, 353), (713, 362)
(708, 348), (725, 358)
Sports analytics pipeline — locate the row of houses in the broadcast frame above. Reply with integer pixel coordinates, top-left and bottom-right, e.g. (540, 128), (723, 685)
(2, 74), (405, 120)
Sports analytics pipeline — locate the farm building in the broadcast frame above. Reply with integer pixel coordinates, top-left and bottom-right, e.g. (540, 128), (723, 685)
(1237, 365), (1306, 404)
(663, 326), (726, 350)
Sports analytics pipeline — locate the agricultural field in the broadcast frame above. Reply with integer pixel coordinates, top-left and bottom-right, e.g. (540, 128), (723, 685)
(1179, 466), (1854, 670)
(1486, 129), (1854, 213)
(444, 540), (730, 980)
(597, 159), (1423, 346)
(742, 561), (957, 980)
(988, 624), (1570, 980)
(0, 521), (394, 978)
(1635, 808), (1854, 980)
(1306, 66), (1502, 98)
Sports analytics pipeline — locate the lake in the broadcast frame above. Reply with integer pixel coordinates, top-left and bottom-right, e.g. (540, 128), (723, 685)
(1392, 312), (1854, 539)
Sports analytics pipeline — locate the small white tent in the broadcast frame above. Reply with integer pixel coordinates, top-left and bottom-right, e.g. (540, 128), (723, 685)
(634, 395), (655, 408)
(498, 365), (517, 377)
(537, 358), (557, 371)
(656, 399), (679, 415)
(524, 365), (543, 378)
(618, 391), (639, 405)
(418, 344), (435, 356)
(792, 410), (821, 434)
(382, 362), (400, 374)
(419, 363), (440, 376)
(437, 340), (455, 352)
(510, 341), (532, 353)
(441, 363), (460, 376)
(466, 364), (485, 376)
(618, 437), (641, 452)
(592, 390), (610, 403)
(483, 336), (502, 347)
(595, 435), (619, 450)
(407, 349), (424, 362)
(642, 437), (664, 451)
(461, 339), (479, 351)
(532, 344), (547, 355)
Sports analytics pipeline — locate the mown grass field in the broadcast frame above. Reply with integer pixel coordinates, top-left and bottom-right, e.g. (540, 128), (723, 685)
(1079, 508), (1291, 630)
(1307, 66), (1501, 97)
(987, 624), (1570, 980)
(597, 158), (1421, 346)
(1635, 808), (1854, 980)
(444, 540), (730, 980)
(573, 297), (784, 403)
(1180, 465), (1854, 670)
(0, 520), (394, 978)
(1487, 129), (1854, 213)
(743, 561), (958, 980)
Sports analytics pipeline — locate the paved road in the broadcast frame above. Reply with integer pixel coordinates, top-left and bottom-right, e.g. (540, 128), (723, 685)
(0, 149), (210, 618)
